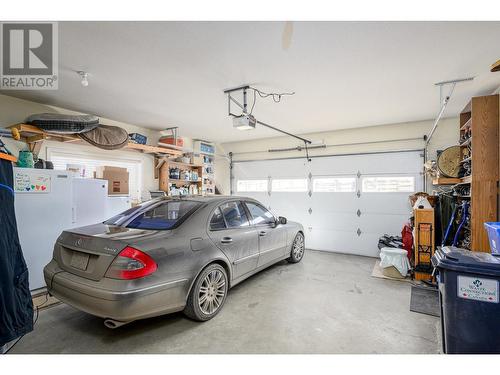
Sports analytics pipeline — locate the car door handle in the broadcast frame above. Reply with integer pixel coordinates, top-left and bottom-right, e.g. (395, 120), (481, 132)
(259, 231), (267, 237)
(221, 237), (233, 244)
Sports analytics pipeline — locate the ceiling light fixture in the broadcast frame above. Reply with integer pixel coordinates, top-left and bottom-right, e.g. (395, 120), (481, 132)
(77, 71), (89, 87)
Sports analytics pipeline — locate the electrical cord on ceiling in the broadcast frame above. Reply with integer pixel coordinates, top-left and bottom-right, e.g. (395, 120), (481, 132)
(249, 87), (295, 115)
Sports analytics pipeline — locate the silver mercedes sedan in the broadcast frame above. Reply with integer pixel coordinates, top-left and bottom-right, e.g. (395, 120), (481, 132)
(44, 196), (305, 328)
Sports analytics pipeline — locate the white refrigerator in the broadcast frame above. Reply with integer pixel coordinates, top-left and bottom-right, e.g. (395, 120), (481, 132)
(13, 168), (131, 290)
(14, 168), (75, 290)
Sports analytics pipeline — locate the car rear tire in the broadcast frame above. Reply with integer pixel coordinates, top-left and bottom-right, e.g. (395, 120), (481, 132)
(184, 263), (228, 321)
(287, 232), (305, 263)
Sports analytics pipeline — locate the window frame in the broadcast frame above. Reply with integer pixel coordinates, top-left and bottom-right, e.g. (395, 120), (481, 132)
(360, 175), (416, 193)
(271, 178), (308, 193)
(236, 179), (269, 193)
(312, 176), (357, 193)
(47, 147), (143, 201)
(243, 200), (277, 227)
(209, 207), (227, 231)
(208, 200), (251, 232)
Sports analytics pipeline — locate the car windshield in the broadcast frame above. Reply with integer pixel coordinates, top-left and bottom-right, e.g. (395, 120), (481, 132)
(104, 200), (201, 230)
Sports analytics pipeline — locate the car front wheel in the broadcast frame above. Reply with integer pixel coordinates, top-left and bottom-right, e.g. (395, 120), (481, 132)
(287, 232), (305, 263)
(184, 263), (228, 321)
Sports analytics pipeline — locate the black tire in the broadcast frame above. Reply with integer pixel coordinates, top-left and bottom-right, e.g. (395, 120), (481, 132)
(184, 263), (228, 321)
(287, 232), (305, 263)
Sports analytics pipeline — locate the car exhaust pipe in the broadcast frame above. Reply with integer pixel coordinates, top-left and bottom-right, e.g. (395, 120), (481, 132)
(103, 319), (132, 329)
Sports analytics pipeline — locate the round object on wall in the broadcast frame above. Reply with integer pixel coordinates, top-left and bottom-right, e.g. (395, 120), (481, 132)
(437, 145), (461, 178)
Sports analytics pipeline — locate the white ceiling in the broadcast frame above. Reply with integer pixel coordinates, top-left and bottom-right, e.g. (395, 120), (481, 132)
(3, 21), (500, 143)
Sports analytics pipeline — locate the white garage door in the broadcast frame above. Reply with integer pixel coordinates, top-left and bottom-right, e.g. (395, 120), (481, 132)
(232, 150), (423, 257)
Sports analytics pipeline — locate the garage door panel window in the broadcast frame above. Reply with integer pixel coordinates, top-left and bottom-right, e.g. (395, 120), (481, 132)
(236, 179), (268, 193)
(312, 177), (356, 193)
(245, 202), (276, 225)
(361, 176), (415, 193)
(271, 179), (308, 193)
(219, 201), (249, 228)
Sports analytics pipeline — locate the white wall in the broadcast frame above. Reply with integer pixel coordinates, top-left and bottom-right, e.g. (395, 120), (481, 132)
(221, 117), (460, 193)
(0, 94), (230, 198)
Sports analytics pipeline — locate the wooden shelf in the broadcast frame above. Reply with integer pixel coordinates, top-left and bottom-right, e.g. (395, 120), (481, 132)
(460, 175), (472, 184)
(8, 123), (182, 156)
(168, 178), (202, 184)
(460, 118), (472, 131)
(432, 177), (461, 185)
(166, 160), (202, 169)
(125, 142), (182, 156)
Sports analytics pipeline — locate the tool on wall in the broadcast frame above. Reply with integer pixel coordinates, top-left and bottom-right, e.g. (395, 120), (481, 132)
(224, 85), (312, 161)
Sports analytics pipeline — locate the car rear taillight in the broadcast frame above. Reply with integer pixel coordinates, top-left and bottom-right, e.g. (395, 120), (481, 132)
(105, 246), (157, 280)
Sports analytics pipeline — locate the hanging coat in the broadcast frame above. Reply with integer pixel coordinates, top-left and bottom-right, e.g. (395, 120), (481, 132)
(0, 159), (33, 346)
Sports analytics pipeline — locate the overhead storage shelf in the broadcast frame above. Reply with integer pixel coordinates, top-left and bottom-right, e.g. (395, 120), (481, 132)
(8, 123), (183, 156)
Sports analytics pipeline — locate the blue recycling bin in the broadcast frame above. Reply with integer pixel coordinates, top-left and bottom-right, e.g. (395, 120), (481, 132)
(432, 247), (500, 354)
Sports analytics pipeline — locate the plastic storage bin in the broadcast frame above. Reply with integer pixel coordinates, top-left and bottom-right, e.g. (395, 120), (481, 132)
(484, 222), (500, 255)
(432, 247), (500, 353)
(128, 133), (147, 145)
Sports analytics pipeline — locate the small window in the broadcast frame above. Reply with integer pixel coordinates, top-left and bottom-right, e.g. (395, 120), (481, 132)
(245, 202), (275, 226)
(361, 176), (415, 193)
(236, 179), (268, 192)
(220, 201), (249, 228)
(271, 179), (308, 192)
(313, 177), (356, 192)
(209, 208), (226, 230)
(49, 151), (142, 201)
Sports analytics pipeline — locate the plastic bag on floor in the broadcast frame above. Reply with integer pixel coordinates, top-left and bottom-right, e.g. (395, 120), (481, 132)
(379, 247), (411, 277)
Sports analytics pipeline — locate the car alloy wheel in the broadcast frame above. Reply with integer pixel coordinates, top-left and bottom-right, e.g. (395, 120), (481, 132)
(288, 233), (305, 263)
(198, 269), (226, 315)
(184, 263), (228, 321)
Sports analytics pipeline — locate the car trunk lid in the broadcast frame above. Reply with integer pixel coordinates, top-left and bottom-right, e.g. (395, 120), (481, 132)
(54, 223), (167, 281)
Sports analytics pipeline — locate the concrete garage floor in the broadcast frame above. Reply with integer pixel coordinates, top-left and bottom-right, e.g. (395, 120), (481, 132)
(11, 251), (440, 354)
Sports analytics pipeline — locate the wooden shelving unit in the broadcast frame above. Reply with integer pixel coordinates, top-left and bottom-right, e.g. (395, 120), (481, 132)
(458, 94), (499, 252)
(193, 140), (216, 195)
(158, 159), (203, 195)
(8, 123), (183, 157)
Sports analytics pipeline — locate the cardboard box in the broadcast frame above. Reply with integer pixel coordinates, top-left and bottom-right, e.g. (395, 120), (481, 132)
(191, 155), (203, 165)
(95, 166), (129, 195)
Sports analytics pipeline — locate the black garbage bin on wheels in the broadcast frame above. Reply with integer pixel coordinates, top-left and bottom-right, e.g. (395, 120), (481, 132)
(432, 247), (500, 354)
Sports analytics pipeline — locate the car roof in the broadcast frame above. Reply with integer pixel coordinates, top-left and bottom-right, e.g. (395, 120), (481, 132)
(153, 195), (257, 204)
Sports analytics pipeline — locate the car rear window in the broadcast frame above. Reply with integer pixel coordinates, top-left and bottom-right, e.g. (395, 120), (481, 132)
(105, 200), (201, 230)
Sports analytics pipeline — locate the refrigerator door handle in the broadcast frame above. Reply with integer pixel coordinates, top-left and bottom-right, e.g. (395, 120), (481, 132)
(72, 206), (76, 224)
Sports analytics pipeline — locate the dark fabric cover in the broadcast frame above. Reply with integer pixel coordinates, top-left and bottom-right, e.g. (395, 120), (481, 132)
(78, 124), (129, 150)
(0, 159), (33, 346)
(26, 113), (99, 134)
(438, 194), (457, 246)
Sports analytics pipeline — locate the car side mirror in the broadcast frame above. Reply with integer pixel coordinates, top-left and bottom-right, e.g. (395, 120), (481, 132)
(278, 216), (287, 225)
